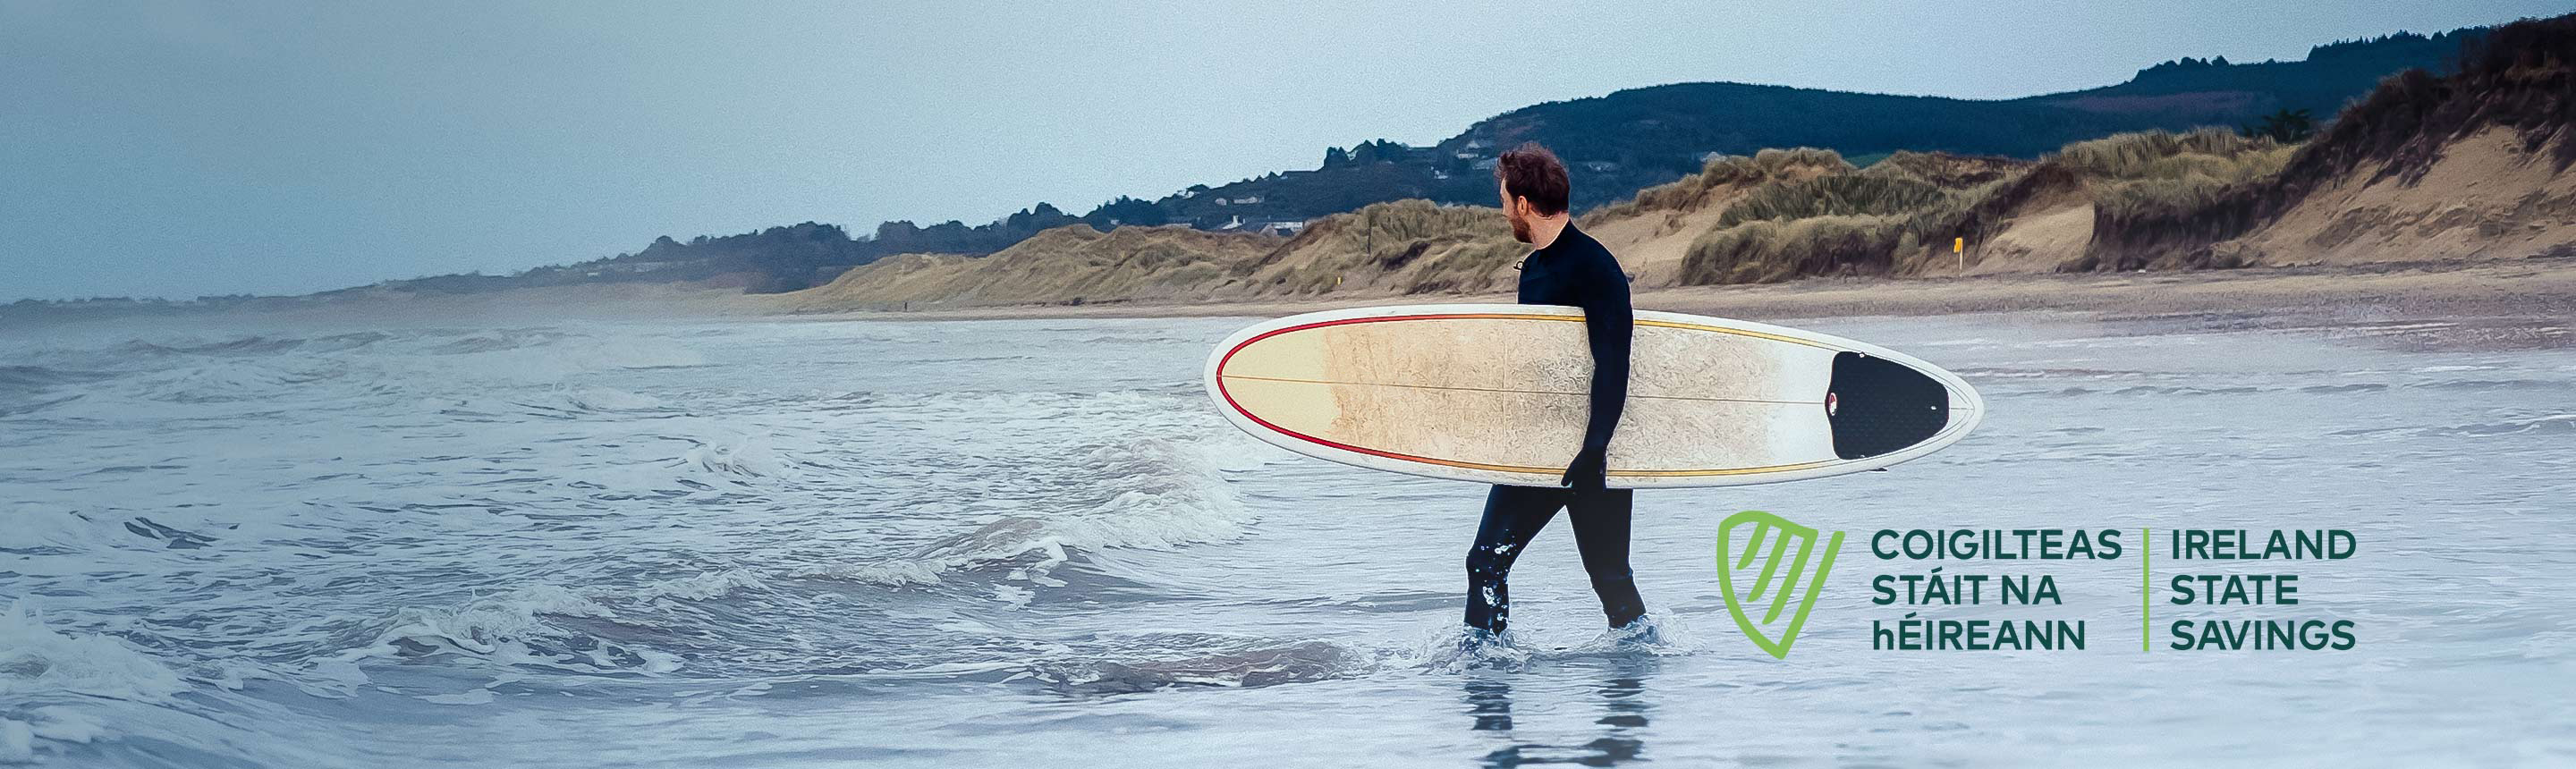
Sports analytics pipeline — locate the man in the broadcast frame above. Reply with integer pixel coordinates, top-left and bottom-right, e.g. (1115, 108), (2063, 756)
(1462, 142), (1646, 638)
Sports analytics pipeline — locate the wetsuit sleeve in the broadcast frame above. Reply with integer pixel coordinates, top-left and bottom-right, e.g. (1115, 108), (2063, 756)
(1575, 253), (1631, 456)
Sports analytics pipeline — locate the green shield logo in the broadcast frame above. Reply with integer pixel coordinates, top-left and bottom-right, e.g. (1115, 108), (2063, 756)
(1714, 511), (1844, 659)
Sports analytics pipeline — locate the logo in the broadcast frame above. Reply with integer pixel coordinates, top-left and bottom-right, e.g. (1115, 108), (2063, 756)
(1825, 391), (1839, 417)
(1715, 511), (1845, 659)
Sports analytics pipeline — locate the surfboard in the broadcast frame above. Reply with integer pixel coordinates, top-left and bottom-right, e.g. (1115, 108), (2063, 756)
(1203, 303), (1982, 488)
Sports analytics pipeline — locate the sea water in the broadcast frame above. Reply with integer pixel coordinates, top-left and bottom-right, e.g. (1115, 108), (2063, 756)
(2, 307), (2570, 766)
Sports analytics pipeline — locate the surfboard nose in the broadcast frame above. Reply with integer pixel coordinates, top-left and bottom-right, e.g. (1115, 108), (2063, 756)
(1825, 351), (1953, 460)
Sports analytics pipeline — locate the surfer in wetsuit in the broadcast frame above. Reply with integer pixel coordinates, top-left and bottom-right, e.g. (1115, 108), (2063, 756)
(1463, 142), (1647, 638)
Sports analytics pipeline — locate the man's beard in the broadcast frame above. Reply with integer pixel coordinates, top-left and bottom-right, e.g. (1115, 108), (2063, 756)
(1508, 212), (1532, 243)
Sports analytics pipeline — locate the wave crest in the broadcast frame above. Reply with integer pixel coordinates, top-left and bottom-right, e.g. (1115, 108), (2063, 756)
(347, 586), (682, 674)
(809, 435), (1251, 591)
(0, 602), (190, 763)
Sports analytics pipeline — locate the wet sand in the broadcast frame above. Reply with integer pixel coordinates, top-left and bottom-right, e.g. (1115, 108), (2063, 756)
(23, 259), (2574, 347)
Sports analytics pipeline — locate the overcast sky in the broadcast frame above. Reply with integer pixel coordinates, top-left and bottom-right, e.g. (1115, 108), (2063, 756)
(4, 0), (2563, 300)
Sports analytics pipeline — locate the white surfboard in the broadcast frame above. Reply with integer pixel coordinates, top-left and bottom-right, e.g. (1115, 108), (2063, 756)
(1203, 304), (1982, 488)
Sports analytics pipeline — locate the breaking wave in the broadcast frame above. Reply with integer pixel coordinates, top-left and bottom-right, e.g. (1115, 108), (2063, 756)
(809, 435), (1256, 591)
(0, 603), (190, 764)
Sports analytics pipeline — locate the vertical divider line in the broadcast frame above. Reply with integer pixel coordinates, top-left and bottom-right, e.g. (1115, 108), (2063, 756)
(2142, 526), (2151, 653)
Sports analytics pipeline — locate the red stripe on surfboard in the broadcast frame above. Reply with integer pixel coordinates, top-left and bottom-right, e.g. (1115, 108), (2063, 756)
(1215, 314), (1544, 472)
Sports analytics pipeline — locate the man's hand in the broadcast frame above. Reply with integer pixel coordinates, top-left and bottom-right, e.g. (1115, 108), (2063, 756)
(1561, 445), (1608, 491)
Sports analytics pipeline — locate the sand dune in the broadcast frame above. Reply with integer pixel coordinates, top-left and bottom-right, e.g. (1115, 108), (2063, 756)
(1229, 199), (1522, 298)
(780, 224), (1280, 310)
(2229, 126), (2574, 264)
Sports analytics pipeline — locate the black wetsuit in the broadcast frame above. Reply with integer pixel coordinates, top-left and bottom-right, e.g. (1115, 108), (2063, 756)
(1464, 222), (1645, 634)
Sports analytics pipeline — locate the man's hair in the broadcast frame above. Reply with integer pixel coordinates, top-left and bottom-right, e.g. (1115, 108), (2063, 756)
(1494, 142), (1570, 215)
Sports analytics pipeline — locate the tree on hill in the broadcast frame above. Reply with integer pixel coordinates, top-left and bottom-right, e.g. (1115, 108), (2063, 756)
(2239, 108), (2317, 143)
(1348, 139), (1408, 165)
(1083, 196), (1168, 226)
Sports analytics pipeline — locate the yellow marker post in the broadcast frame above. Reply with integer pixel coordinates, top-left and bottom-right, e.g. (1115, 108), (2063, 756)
(1953, 237), (1965, 273)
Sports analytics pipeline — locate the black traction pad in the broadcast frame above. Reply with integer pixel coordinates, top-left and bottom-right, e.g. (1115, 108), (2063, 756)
(1826, 351), (1950, 460)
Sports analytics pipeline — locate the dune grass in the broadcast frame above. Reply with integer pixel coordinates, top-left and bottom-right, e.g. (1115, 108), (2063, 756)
(1673, 128), (2296, 282)
(1678, 215), (1911, 284)
(1238, 199), (1521, 295)
(1583, 148), (1854, 223)
(1714, 173), (1955, 229)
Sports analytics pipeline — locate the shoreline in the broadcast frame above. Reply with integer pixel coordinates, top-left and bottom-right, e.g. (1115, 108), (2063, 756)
(763, 258), (2576, 325)
(13, 258), (2573, 334)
